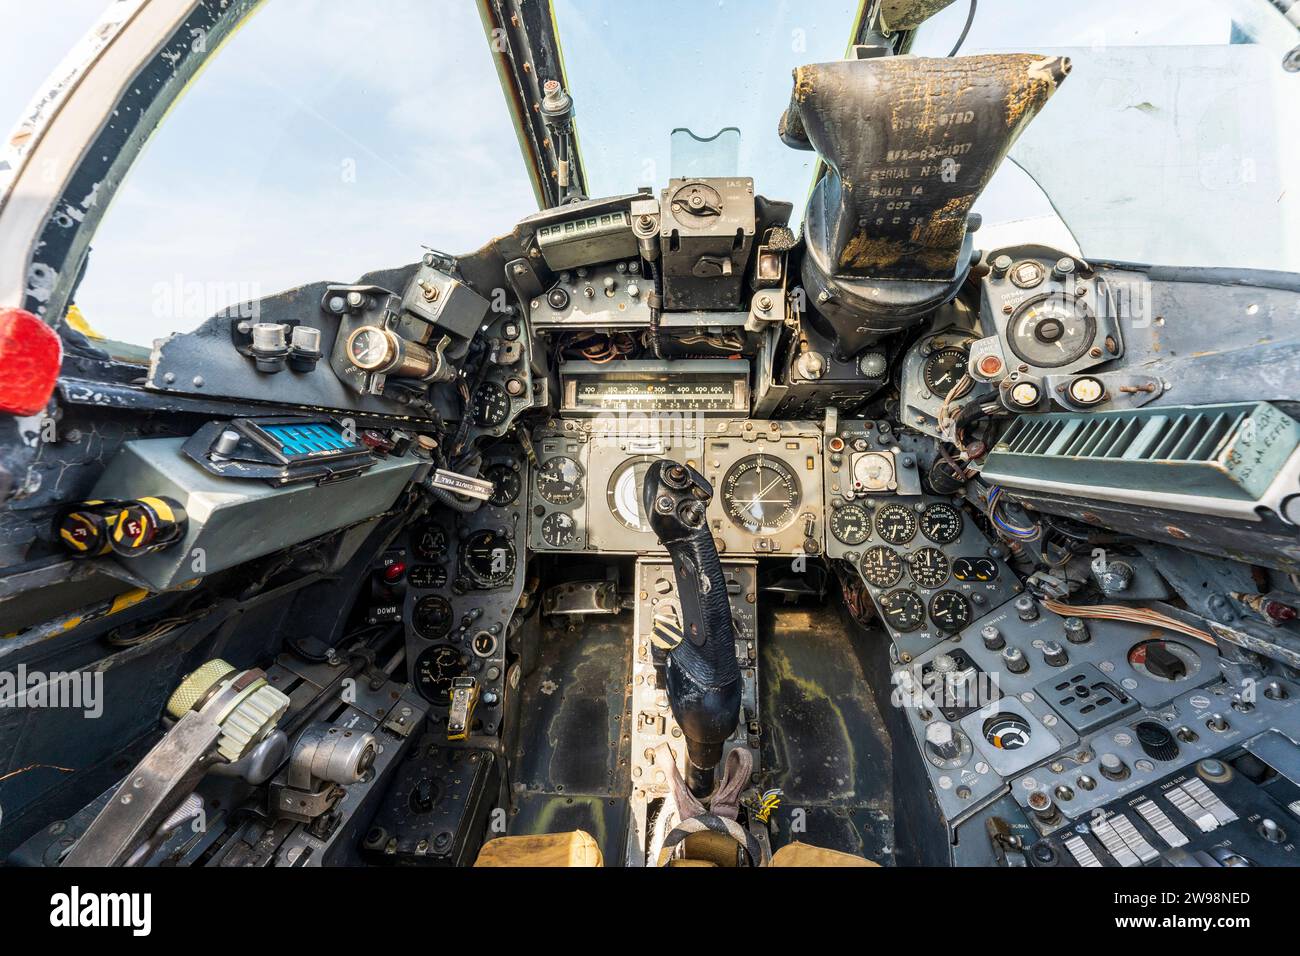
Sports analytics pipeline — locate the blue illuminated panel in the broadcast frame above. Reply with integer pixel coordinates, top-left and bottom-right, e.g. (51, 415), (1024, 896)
(261, 422), (359, 458)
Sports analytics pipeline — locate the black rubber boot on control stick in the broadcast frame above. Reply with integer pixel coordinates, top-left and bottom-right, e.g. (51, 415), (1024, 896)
(642, 460), (740, 798)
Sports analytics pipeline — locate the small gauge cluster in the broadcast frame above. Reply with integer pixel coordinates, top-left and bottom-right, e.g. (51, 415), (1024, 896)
(401, 451), (527, 737)
(529, 435), (588, 553)
(965, 249), (1127, 414)
(463, 310), (536, 439)
(830, 495), (1022, 656)
(897, 330), (981, 440)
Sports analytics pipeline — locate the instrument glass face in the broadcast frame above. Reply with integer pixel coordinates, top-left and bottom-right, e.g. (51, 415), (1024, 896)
(541, 511), (578, 547)
(908, 547), (950, 589)
(919, 503), (963, 544)
(537, 456), (584, 505)
(983, 713), (1032, 751)
(408, 564), (448, 589)
(461, 530), (515, 588)
(928, 589), (972, 633)
(413, 523), (448, 561)
(347, 327), (392, 370)
(952, 556), (998, 583)
(923, 346), (969, 395)
(484, 463), (521, 507)
(607, 457), (656, 532)
(412, 594), (453, 640)
(414, 645), (465, 704)
(829, 503), (871, 545)
(879, 588), (925, 632)
(721, 454), (801, 535)
(1007, 293), (1097, 368)
(861, 545), (904, 588)
(472, 382), (510, 426)
(874, 503), (918, 545)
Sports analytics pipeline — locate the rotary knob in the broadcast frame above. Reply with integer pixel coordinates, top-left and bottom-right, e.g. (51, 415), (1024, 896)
(1041, 641), (1069, 667)
(1136, 720), (1180, 761)
(166, 658), (290, 762)
(1015, 596), (1039, 621)
(981, 624), (1005, 650)
(1001, 645), (1029, 674)
(925, 721), (962, 761)
(931, 653), (958, 675)
(1063, 616), (1090, 644)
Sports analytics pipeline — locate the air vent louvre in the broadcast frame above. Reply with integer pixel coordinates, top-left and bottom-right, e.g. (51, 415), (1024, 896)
(986, 402), (1300, 502)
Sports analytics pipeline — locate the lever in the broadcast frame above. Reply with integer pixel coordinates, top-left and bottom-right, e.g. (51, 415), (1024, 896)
(642, 460), (740, 797)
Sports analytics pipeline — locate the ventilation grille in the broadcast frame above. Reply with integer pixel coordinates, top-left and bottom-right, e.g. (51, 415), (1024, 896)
(985, 402), (1300, 502)
(1000, 407), (1247, 464)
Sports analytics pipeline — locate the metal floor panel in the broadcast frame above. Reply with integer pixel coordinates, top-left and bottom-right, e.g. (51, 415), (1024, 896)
(506, 604), (897, 865)
(508, 618), (634, 863)
(759, 605), (896, 863)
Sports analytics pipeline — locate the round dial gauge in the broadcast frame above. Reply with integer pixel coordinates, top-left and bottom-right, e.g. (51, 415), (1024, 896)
(908, 548), (950, 589)
(983, 713), (1032, 750)
(874, 503), (918, 545)
(607, 457), (656, 532)
(412, 523), (447, 561)
(1007, 293), (1097, 368)
(952, 556), (998, 583)
(345, 326), (397, 372)
(412, 594), (453, 640)
(878, 588), (925, 632)
(537, 456), (584, 505)
(413, 645), (466, 704)
(408, 564), (448, 589)
(928, 590), (972, 633)
(829, 503), (870, 545)
(920, 503), (963, 544)
(861, 546), (904, 588)
(472, 381), (510, 427)
(541, 511), (578, 548)
(721, 455), (802, 535)
(484, 463), (521, 507)
(460, 530), (515, 589)
(923, 346), (971, 396)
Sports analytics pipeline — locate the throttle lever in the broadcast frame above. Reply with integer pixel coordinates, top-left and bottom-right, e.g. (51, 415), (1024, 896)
(643, 460), (740, 797)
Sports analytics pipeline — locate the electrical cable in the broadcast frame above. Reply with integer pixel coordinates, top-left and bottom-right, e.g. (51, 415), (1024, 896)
(947, 0), (977, 57)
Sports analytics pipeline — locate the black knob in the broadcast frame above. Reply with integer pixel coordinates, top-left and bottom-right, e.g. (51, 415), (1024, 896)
(1144, 641), (1188, 680)
(409, 776), (438, 814)
(1135, 720), (1179, 761)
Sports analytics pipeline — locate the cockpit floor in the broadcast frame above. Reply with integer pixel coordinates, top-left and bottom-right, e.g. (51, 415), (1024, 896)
(507, 602), (896, 865)
(509, 617), (635, 863)
(759, 605), (895, 864)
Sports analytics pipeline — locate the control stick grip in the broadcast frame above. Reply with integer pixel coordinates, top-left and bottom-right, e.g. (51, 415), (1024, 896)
(643, 460), (740, 796)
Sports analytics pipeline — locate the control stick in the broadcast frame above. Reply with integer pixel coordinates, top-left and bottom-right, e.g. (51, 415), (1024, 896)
(642, 460), (740, 797)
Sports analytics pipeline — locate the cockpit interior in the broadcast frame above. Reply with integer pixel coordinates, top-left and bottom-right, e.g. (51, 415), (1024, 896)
(1, 0), (1300, 875)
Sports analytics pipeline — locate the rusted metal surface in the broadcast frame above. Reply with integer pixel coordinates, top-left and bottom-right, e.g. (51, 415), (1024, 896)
(782, 54), (1070, 281)
(878, 0), (960, 32)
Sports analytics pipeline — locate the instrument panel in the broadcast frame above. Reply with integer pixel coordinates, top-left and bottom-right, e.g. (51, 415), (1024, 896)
(401, 451), (528, 735)
(963, 248), (1131, 416)
(527, 419), (824, 557)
